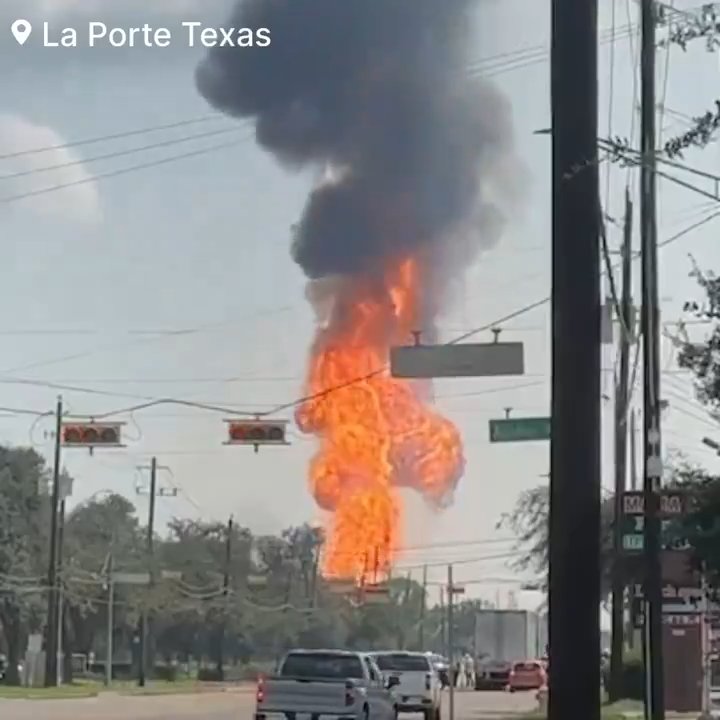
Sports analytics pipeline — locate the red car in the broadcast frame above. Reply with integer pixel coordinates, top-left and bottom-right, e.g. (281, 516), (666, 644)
(508, 660), (547, 692)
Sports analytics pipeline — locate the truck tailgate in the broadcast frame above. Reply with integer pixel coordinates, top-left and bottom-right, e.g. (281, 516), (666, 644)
(381, 671), (427, 701)
(260, 678), (361, 715)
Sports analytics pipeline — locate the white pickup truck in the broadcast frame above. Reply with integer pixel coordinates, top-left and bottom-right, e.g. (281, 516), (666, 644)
(255, 649), (399, 720)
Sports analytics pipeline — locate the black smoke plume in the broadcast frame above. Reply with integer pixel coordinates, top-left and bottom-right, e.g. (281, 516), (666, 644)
(196, 0), (519, 285)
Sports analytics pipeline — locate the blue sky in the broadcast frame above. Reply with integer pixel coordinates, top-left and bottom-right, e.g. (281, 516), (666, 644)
(1, 0), (719, 610)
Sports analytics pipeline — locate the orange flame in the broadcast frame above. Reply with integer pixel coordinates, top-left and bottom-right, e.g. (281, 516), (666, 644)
(296, 257), (464, 580)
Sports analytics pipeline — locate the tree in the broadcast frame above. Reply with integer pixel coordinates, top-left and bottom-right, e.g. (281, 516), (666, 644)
(0, 447), (50, 685)
(498, 484), (615, 596)
(62, 494), (145, 679)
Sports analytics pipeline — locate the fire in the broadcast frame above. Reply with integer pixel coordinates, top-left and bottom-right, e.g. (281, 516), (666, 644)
(296, 257), (464, 580)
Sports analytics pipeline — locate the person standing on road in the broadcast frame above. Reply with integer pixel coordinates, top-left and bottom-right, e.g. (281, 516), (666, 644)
(463, 653), (474, 688)
(452, 659), (461, 687)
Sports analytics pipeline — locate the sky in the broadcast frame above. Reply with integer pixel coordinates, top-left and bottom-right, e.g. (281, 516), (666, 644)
(1, 0), (719, 615)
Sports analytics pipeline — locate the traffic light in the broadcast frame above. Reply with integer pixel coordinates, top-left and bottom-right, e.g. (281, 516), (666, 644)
(61, 422), (124, 448)
(224, 419), (289, 447)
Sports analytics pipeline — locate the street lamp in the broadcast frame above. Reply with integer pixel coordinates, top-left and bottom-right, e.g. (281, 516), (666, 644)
(702, 437), (720, 453)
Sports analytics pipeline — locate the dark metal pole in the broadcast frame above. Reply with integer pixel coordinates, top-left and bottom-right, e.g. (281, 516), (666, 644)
(549, 0), (601, 716)
(610, 191), (634, 701)
(640, 1), (664, 717)
(418, 564), (427, 650)
(44, 396), (63, 687)
(447, 565), (455, 720)
(138, 457), (157, 687)
(56, 499), (66, 685)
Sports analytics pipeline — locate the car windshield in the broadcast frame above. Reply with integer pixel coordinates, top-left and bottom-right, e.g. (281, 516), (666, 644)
(281, 653), (364, 680)
(374, 654), (430, 672)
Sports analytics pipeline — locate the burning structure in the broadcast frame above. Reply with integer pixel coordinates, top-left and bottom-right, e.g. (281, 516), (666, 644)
(197, 0), (519, 581)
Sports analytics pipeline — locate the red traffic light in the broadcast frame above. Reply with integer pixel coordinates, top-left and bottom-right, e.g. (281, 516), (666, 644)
(225, 419), (288, 446)
(61, 423), (123, 447)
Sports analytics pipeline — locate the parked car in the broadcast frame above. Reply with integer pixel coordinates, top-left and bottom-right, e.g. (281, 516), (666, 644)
(372, 651), (442, 720)
(508, 660), (547, 693)
(255, 649), (398, 720)
(475, 659), (511, 691)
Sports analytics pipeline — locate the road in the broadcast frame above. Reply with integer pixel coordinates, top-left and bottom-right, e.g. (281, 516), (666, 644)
(0, 688), (538, 720)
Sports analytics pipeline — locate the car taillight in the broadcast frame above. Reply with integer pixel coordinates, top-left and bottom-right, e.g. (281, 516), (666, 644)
(256, 677), (265, 704)
(345, 680), (354, 706)
(425, 674), (432, 691)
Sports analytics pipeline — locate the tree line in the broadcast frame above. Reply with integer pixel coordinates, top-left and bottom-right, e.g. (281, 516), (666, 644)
(0, 452), (491, 686)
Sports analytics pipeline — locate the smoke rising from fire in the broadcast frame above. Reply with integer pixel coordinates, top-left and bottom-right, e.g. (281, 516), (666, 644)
(197, 0), (520, 579)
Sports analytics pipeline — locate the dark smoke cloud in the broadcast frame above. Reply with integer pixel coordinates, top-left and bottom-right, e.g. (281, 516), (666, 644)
(196, 0), (519, 282)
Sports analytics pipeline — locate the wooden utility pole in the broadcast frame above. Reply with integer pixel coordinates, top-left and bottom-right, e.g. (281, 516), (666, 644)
(549, 0), (601, 718)
(44, 396), (63, 687)
(610, 191), (634, 701)
(137, 457), (157, 687)
(640, 1), (665, 718)
(217, 516), (233, 679)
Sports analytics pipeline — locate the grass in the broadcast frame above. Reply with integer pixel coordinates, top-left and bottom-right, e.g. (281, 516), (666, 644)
(0, 677), (248, 700)
(0, 684), (100, 700)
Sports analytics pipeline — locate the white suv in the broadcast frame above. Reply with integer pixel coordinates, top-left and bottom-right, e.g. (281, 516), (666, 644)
(371, 651), (442, 720)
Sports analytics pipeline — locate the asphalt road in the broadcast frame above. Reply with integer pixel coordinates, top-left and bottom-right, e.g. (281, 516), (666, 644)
(0, 688), (538, 720)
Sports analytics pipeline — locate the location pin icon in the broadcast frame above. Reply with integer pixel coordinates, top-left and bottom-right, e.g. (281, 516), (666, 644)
(11, 19), (32, 46)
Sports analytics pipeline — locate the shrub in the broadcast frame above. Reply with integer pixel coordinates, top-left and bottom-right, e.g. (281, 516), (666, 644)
(153, 665), (178, 682)
(197, 668), (224, 682)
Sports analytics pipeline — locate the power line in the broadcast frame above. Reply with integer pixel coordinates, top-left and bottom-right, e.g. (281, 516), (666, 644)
(0, 114), (228, 160)
(0, 137), (246, 206)
(0, 126), (247, 181)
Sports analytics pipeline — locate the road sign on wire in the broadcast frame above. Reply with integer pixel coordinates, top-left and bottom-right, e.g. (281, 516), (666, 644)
(489, 417), (551, 443)
(390, 342), (525, 378)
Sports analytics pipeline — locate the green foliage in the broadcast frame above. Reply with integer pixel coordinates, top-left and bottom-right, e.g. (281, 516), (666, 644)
(0, 446), (50, 685)
(497, 484), (615, 595)
(0, 445), (448, 683)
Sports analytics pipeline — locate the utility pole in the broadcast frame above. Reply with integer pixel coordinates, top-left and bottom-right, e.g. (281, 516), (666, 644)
(447, 565), (455, 720)
(105, 554), (114, 687)
(439, 586), (446, 652)
(44, 396), (63, 687)
(217, 515), (233, 679)
(137, 456), (157, 687)
(628, 409), (639, 651)
(56, 497), (67, 686)
(610, 191), (634, 701)
(418, 565), (427, 650)
(549, 0), (601, 719)
(640, 1), (665, 718)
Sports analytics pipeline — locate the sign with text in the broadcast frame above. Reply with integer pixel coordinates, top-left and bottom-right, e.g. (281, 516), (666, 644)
(488, 417), (551, 443)
(622, 491), (688, 516)
(390, 342), (524, 378)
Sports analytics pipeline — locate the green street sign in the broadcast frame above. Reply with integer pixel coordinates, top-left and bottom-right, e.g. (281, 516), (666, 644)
(621, 518), (690, 553)
(489, 417), (551, 443)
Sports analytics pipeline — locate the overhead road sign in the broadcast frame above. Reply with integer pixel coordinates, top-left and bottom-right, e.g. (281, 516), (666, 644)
(489, 417), (550, 443)
(390, 342), (524, 378)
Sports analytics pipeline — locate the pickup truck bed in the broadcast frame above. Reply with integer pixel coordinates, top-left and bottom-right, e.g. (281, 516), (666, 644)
(257, 676), (366, 719)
